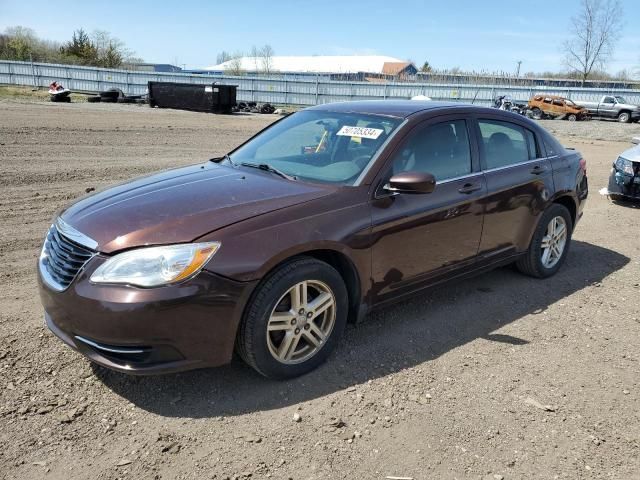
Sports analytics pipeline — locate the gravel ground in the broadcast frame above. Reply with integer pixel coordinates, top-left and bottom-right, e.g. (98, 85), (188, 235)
(539, 118), (640, 142)
(0, 100), (639, 480)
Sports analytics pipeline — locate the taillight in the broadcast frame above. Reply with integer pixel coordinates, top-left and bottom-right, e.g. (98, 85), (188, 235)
(579, 158), (587, 175)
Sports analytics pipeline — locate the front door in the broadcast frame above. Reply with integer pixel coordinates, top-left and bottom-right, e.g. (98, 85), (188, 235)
(369, 117), (485, 303)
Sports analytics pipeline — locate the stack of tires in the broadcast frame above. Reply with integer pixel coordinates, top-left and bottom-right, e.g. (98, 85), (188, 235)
(50, 95), (71, 103)
(234, 102), (276, 114)
(87, 89), (146, 104)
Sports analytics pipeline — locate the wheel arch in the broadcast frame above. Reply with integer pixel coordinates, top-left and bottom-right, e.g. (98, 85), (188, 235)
(245, 246), (363, 325)
(618, 109), (632, 121)
(551, 194), (577, 228)
(300, 249), (362, 323)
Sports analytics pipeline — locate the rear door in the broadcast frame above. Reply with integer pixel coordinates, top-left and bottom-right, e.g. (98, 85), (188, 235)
(475, 116), (554, 258)
(369, 116), (485, 302)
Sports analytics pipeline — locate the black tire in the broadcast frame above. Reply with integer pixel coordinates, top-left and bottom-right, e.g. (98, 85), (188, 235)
(567, 114), (577, 121)
(236, 257), (348, 379)
(531, 108), (543, 120)
(87, 95), (101, 103)
(618, 111), (631, 123)
(99, 88), (123, 100)
(516, 204), (573, 278)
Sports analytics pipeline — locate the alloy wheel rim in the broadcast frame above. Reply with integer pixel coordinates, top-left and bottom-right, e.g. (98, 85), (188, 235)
(540, 216), (567, 269)
(266, 280), (336, 365)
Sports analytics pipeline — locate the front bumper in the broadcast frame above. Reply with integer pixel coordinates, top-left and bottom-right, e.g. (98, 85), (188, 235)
(607, 167), (640, 200)
(39, 258), (257, 375)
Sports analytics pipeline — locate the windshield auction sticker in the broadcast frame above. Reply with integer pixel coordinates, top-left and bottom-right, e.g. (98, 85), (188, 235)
(336, 126), (384, 139)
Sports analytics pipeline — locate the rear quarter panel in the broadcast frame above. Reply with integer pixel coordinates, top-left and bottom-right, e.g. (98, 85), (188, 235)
(548, 148), (588, 225)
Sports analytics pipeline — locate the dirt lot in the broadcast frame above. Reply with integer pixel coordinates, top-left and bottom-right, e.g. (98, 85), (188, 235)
(0, 99), (639, 480)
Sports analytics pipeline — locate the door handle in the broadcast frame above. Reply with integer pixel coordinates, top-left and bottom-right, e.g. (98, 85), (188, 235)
(458, 183), (482, 194)
(530, 165), (545, 175)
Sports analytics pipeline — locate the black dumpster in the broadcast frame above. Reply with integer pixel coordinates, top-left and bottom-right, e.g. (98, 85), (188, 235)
(147, 81), (237, 113)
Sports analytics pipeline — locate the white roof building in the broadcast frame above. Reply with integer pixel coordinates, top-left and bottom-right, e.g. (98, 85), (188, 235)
(205, 55), (415, 75)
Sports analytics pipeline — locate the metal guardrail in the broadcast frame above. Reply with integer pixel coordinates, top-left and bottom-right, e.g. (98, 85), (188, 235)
(2, 60), (640, 107)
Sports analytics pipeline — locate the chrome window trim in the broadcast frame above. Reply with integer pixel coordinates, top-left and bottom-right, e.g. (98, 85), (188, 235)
(56, 217), (99, 251)
(482, 157), (549, 174)
(435, 171), (483, 185)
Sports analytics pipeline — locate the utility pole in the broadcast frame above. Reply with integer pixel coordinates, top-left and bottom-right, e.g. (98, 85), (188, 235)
(515, 60), (522, 78)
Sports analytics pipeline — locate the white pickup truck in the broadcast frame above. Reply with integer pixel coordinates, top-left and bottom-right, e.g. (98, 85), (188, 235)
(575, 95), (640, 123)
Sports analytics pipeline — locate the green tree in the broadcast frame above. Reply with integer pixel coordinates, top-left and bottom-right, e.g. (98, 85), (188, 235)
(60, 28), (97, 64)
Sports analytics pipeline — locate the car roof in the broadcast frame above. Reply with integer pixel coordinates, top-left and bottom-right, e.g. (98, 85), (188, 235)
(533, 95), (565, 100)
(308, 100), (470, 118)
(305, 100), (547, 133)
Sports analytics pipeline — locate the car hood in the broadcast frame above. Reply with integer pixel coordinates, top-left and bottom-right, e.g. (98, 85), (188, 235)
(60, 162), (333, 253)
(620, 144), (640, 163)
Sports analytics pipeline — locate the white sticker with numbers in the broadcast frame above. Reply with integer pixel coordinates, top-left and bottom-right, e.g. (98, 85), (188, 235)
(336, 126), (383, 139)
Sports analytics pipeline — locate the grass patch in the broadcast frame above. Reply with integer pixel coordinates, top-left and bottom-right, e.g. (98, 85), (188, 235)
(0, 85), (88, 102)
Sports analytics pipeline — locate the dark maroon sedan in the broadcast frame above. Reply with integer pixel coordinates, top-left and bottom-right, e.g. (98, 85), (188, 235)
(39, 101), (588, 379)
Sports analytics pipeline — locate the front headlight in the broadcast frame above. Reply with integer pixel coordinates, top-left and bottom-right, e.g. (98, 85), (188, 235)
(615, 156), (634, 175)
(90, 242), (220, 287)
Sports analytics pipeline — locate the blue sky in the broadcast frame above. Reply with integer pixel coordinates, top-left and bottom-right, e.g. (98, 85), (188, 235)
(1, 0), (638, 74)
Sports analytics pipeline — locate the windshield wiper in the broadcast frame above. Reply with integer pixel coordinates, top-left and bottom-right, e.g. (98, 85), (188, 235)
(240, 162), (297, 181)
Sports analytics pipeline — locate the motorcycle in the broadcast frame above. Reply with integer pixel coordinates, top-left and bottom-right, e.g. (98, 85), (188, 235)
(493, 95), (528, 116)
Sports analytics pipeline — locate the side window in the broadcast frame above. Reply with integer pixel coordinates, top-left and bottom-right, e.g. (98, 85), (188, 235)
(552, 99), (564, 106)
(390, 120), (472, 182)
(602, 96), (615, 104)
(478, 120), (530, 169)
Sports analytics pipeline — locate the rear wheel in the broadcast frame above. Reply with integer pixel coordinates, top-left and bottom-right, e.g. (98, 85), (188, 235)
(531, 108), (543, 120)
(516, 204), (572, 278)
(236, 257), (348, 379)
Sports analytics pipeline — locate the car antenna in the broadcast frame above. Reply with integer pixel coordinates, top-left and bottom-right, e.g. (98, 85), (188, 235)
(471, 87), (480, 105)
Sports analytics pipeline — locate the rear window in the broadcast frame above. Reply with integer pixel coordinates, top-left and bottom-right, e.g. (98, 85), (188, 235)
(543, 133), (564, 157)
(478, 120), (530, 169)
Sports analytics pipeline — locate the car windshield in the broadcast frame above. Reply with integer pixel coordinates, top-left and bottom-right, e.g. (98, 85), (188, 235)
(614, 96), (627, 103)
(228, 110), (402, 185)
(565, 99), (576, 106)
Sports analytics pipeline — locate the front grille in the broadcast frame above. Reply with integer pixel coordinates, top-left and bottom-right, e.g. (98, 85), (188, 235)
(40, 225), (94, 290)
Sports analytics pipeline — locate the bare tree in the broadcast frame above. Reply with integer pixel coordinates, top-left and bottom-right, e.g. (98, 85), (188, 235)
(250, 45), (260, 72)
(259, 44), (274, 75)
(216, 51), (231, 64)
(563, 0), (624, 85)
(226, 51), (245, 76)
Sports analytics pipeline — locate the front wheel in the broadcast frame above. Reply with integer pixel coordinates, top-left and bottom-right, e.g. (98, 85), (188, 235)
(567, 114), (577, 121)
(618, 111), (631, 123)
(236, 257), (348, 379)
(516, 204), (573, 278)
(531, 108), (543, 120)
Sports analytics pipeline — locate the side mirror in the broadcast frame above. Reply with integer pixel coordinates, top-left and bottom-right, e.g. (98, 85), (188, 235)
(386, 171), (436, 194)
(631, 137), (640, 145)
